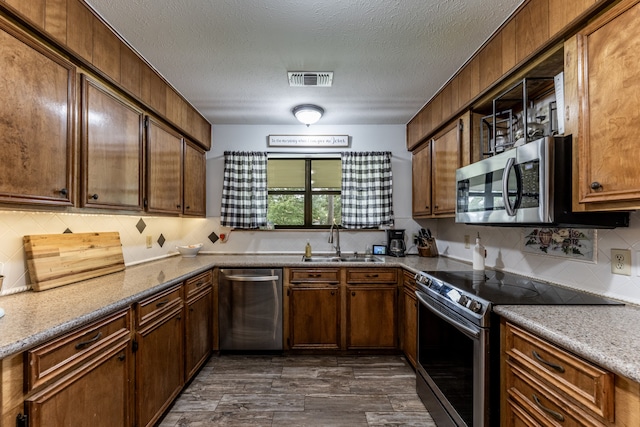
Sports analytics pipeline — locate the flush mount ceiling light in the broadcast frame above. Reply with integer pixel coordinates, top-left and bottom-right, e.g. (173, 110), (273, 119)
(292, 104), (324, 126)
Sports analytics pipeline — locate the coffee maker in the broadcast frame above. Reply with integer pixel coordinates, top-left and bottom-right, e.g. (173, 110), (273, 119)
(386, 229), (406, 257)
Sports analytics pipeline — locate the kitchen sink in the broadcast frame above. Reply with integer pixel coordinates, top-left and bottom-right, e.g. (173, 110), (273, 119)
(301, 255), (384, 263)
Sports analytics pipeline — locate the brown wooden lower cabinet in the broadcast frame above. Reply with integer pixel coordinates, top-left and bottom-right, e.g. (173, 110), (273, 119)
(185, 272), (213, 380)
(287, 285), (341, 350)
(25, 341), (132, 427)
(23, 309), (133, 427)
(502, 320), (640, 427)
(285, 267), (398, 352)
(135, 286), (185, 427)
(401, 271), (418, 368)
(346, 284), (397, 349)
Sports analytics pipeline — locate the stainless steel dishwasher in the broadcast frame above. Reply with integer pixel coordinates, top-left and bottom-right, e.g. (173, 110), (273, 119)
(218, 268), (283, 350)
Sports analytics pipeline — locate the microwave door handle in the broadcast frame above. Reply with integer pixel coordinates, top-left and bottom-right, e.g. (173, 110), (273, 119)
(502, 157), (517, 216)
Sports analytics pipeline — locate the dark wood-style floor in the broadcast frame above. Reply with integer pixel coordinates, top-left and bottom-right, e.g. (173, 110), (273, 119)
(158, 354), (435, 426)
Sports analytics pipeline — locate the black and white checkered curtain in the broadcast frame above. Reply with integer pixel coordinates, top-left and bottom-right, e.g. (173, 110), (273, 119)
(220, 151), (268, 229)
(341, 151), (393, 229)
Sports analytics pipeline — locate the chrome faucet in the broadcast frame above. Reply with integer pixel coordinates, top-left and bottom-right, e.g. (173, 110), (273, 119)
(328, 220), (341, 257)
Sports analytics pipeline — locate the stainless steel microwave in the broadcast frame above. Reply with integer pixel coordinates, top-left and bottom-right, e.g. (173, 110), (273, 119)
(455, 136), (629, 228)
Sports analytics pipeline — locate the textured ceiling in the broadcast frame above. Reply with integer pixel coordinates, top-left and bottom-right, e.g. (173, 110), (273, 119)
(84, 0), (524, 126)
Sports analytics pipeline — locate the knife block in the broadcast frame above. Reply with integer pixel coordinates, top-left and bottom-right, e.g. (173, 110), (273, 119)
(418, 238), (438, 257)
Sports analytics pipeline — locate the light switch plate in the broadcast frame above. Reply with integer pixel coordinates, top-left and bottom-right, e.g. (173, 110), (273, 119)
(611, 249), (631, 276)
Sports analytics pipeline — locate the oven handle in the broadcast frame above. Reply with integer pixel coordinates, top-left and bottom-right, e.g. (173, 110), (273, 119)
(416, 291), (480, 339)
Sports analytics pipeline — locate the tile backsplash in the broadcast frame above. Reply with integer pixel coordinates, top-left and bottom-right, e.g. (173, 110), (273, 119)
(0, 211), (203, 295)
(3, 209), (640, 306)
(0, 211), (417, 295)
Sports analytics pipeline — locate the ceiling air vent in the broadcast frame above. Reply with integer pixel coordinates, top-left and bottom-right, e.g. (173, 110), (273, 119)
(288, 72), (333, 87)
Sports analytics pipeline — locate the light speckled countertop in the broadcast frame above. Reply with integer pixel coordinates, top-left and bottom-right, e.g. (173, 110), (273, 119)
(1, 253), (638, 385)
(0, 253), (466, 359)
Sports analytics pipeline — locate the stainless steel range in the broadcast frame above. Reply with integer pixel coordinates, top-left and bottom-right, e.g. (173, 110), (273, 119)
(414, 269), (622, 427)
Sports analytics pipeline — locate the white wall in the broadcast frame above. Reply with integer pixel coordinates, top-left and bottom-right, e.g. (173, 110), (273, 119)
(202, 124), (425, 256)
(422, 213), (640, 305)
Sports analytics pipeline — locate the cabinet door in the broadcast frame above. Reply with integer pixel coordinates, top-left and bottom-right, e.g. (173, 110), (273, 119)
(402, 286), (417, 368)
(412, 142), (432, 217)
(82, 76), (144, 210)
(0, 22), (74, 206)
(576, 0), (640, 208)
(26, 342), (132, 427)
(185, 287), (212, 380)
(183, 140), (206, 217)
(432, 121), (461, 215)
(146, 118), (183, 214)
(288, 286), (340, 350)
(347, 285), (397, 349)
(135, 307), (184, 427)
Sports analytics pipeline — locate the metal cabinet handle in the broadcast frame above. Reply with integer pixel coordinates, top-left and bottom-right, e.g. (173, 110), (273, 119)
(365, 274), (379, 278)
(156, 299), (169, 307)
(308, 274), (321, 278)
(590, 181), (602, 190)
(330, 291), (335, 296)
(117, 353), (126, 362)
(532, 394), (564, 422)
(532, 350), (565, 373)
(351, 291), (356, 296)
(59, 188), (68, 196)
(89, 193), (99, 200)
(75, 331), (102, 350)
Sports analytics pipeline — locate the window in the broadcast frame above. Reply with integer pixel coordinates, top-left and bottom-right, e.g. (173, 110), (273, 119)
(267, 158), (341, 228)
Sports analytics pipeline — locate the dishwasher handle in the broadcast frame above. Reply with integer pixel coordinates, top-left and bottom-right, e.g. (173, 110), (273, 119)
(224, 275), (279, 282)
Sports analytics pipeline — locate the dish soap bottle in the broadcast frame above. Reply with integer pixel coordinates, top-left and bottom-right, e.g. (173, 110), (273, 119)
(305, 240), (312, 258)
(473, 232), (485, 271)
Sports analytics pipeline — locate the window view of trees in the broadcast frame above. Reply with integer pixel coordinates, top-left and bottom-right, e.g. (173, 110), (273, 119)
(267, 158), (341, 228)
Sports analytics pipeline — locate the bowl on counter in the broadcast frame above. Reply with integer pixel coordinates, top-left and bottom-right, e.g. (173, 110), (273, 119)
(176, 243), (203, 257)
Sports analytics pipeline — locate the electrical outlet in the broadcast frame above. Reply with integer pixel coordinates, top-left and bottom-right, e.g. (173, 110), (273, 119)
(146, 235), (152, 249)
(464, 235), (470, 249)
(611, 249), (631, 276)
(412, 233), (418, 245)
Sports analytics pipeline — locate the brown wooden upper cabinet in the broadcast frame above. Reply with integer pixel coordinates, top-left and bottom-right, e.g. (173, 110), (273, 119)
(183, 140), (207, 217)
(412, 141), (432, 217)
(81, 76), (145, 210)
(431, 120), (461, 216)
(573, 0), (640, 210)
(0, 20), (75, 207)
(146, 118), (184, 214)
(1, 0), (212, 152)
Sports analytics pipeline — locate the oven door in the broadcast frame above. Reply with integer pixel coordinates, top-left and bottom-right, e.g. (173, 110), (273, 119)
(416, 290), (490, 427)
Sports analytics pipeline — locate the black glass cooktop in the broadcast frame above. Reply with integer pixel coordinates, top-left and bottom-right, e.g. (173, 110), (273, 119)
(421, 270), (623, 306)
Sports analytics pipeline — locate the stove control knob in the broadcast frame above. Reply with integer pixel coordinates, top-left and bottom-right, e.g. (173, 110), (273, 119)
(458, 295), (469, 306)
(468, 299), (483, 313)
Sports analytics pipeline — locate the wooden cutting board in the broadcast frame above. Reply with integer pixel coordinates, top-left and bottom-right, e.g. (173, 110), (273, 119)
(23, 232), (125, 291)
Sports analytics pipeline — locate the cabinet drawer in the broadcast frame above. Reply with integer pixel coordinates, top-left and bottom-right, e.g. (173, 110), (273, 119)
(346, 268), (397, 283)
(506, 361), (606, 427)
(505, 322), (614, 421)
(290, 268), (340, 283)
(136, 285), (183, 327)
(403, 270), (417, 291)
(27, 308), (131, 391)
(185, 270), (212, 298)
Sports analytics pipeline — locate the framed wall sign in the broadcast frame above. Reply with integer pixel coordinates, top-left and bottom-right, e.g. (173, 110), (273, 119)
(268, 135), (349, 147)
